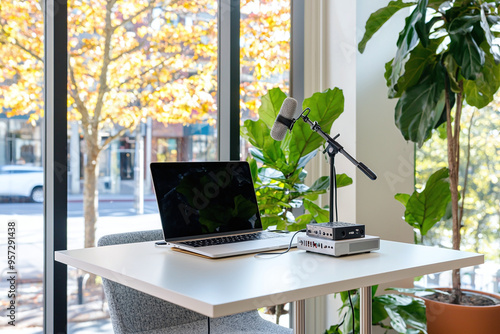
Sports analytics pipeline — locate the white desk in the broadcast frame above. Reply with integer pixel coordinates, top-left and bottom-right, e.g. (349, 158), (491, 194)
(55, 240), (483, 334)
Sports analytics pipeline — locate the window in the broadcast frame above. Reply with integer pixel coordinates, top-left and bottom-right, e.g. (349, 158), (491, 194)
(240, 0), (291, 159)
(0, 0), (291, 332)
(415, 105), (500, 293)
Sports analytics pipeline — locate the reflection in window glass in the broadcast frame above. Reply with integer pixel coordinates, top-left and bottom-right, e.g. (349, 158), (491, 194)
(0, 0), (44, 332)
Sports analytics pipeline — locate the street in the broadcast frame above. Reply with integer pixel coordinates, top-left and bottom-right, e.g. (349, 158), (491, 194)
(0, 199), (159, 217)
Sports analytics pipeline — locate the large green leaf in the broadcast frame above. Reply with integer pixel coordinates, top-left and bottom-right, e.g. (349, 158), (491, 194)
(296, 149), (318, 169)
(288, 88), (344, 167)
(464, 44), (500, 108)
(241, 119), (288, 170)
(395, 62), (447, 147)
(479, 7), (500, 60)
(389, 37), (444, 98)
(376, 294), (427, 334)
(303, 200), (330, 223)
(448, 15), (480, 35)
(302, 174), (352, 201)
(390, 0), (429, 90)
(358, 0), (416, 54)
(258, 87), (287, 129)
(449, 32), (485, 80)
(394, 193), (410, 207)
(309, 175), (330, 192)
(247, 156), (259, 185)
(260, 216), (284, 230)
(336, 173), (354, 188)
(395, 167), (452, 236)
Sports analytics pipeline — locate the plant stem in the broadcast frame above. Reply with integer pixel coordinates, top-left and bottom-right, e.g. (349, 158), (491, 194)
(446, 80), (463, 301)
(459, 110), (475, 225)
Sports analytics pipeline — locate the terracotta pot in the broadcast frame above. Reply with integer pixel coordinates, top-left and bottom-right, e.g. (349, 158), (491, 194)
(424, 288), (500, 334)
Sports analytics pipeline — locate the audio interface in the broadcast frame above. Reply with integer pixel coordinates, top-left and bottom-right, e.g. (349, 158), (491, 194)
(306, 221), (365, 240)
(297, 235), (380, 257)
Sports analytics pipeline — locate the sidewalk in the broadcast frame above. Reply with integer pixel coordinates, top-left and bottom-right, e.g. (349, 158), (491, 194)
(67, 178), (156, 202)
(67, 193), (157, 202)
(0, 212), (163, 333)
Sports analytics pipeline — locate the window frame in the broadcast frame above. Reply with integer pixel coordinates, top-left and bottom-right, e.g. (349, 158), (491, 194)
(44, 0), (68, 332)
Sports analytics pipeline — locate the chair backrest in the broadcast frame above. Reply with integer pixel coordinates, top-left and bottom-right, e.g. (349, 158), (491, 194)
(98, 229), (205, 334)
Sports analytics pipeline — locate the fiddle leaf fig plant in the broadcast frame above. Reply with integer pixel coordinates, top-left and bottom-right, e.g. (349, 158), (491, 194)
(360, 0), (500, 300)
(241, 87), (352, 231)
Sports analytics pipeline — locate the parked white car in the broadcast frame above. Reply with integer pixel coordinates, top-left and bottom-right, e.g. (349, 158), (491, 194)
(0, 165), (44, 202)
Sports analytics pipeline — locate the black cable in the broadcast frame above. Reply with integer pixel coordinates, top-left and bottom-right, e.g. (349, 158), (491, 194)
(207, 317), (210, 334)
(332, 160), (338, 222)
(254, 229), (306, 257)
(348, 290), (355, 334)
(334, 152), (354, 333)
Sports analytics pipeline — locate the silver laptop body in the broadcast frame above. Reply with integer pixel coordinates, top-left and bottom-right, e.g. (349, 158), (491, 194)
(150, 161), (297, 258)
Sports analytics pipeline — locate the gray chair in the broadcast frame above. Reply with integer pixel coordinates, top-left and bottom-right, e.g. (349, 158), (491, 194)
(98, 229), (292, 334)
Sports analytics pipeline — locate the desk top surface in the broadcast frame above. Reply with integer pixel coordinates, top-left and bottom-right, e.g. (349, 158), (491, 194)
(55, 240), (483, 317)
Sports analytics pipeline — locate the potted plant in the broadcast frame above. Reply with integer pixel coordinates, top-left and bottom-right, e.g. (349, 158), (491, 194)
(359, 0), (500, 332)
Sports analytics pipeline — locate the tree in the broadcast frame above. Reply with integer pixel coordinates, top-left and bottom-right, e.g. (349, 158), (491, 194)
(0, 0), (291, 254)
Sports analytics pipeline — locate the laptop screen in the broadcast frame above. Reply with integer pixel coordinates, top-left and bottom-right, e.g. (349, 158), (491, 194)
(150, 161), (263, 241)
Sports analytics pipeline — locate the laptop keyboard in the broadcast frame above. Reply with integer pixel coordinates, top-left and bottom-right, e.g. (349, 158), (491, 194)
(179, 232), (283, 248)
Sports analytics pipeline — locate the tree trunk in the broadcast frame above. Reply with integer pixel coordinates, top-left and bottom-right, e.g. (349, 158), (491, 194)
(83, 145), (100, 249)
(83, 140), (100, 287)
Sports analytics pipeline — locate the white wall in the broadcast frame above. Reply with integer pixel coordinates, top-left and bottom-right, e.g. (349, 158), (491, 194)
(304, 1), (415, 332)
(355, 1), (415, 244)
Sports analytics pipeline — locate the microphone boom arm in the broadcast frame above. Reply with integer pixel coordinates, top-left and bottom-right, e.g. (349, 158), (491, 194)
(299, 109), (377, 181)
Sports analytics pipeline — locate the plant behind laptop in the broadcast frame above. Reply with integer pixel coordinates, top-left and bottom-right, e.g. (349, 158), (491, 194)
(241, 87), (352, 323)
(241, 87), (352, 232)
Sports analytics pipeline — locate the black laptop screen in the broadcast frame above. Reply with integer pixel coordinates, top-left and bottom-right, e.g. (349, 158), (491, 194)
(150, 161), (263, 241)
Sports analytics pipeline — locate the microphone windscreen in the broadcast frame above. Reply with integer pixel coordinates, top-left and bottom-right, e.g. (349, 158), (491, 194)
(270, 97), (298, 141)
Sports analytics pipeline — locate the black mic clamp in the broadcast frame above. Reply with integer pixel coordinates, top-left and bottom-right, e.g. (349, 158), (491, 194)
(276, 114), (297, 131)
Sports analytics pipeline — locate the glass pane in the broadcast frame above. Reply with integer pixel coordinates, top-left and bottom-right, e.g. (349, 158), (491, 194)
(66, 0), (218, 331)
(239, 0), (291, 327)
(240, 0), (291, 160)
(0, 0), (44, 332)
(415, 104), (500, 293)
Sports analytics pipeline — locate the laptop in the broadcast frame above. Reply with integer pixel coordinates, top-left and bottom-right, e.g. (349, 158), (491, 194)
(150, 161), (299, 258)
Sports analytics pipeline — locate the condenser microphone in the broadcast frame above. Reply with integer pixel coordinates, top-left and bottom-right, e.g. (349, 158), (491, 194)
(270, 97), (298, 141)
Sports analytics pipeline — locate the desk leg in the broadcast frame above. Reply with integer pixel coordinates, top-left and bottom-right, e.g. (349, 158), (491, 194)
(293, 299), (305, 334)
(360, 286), (372, 334)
